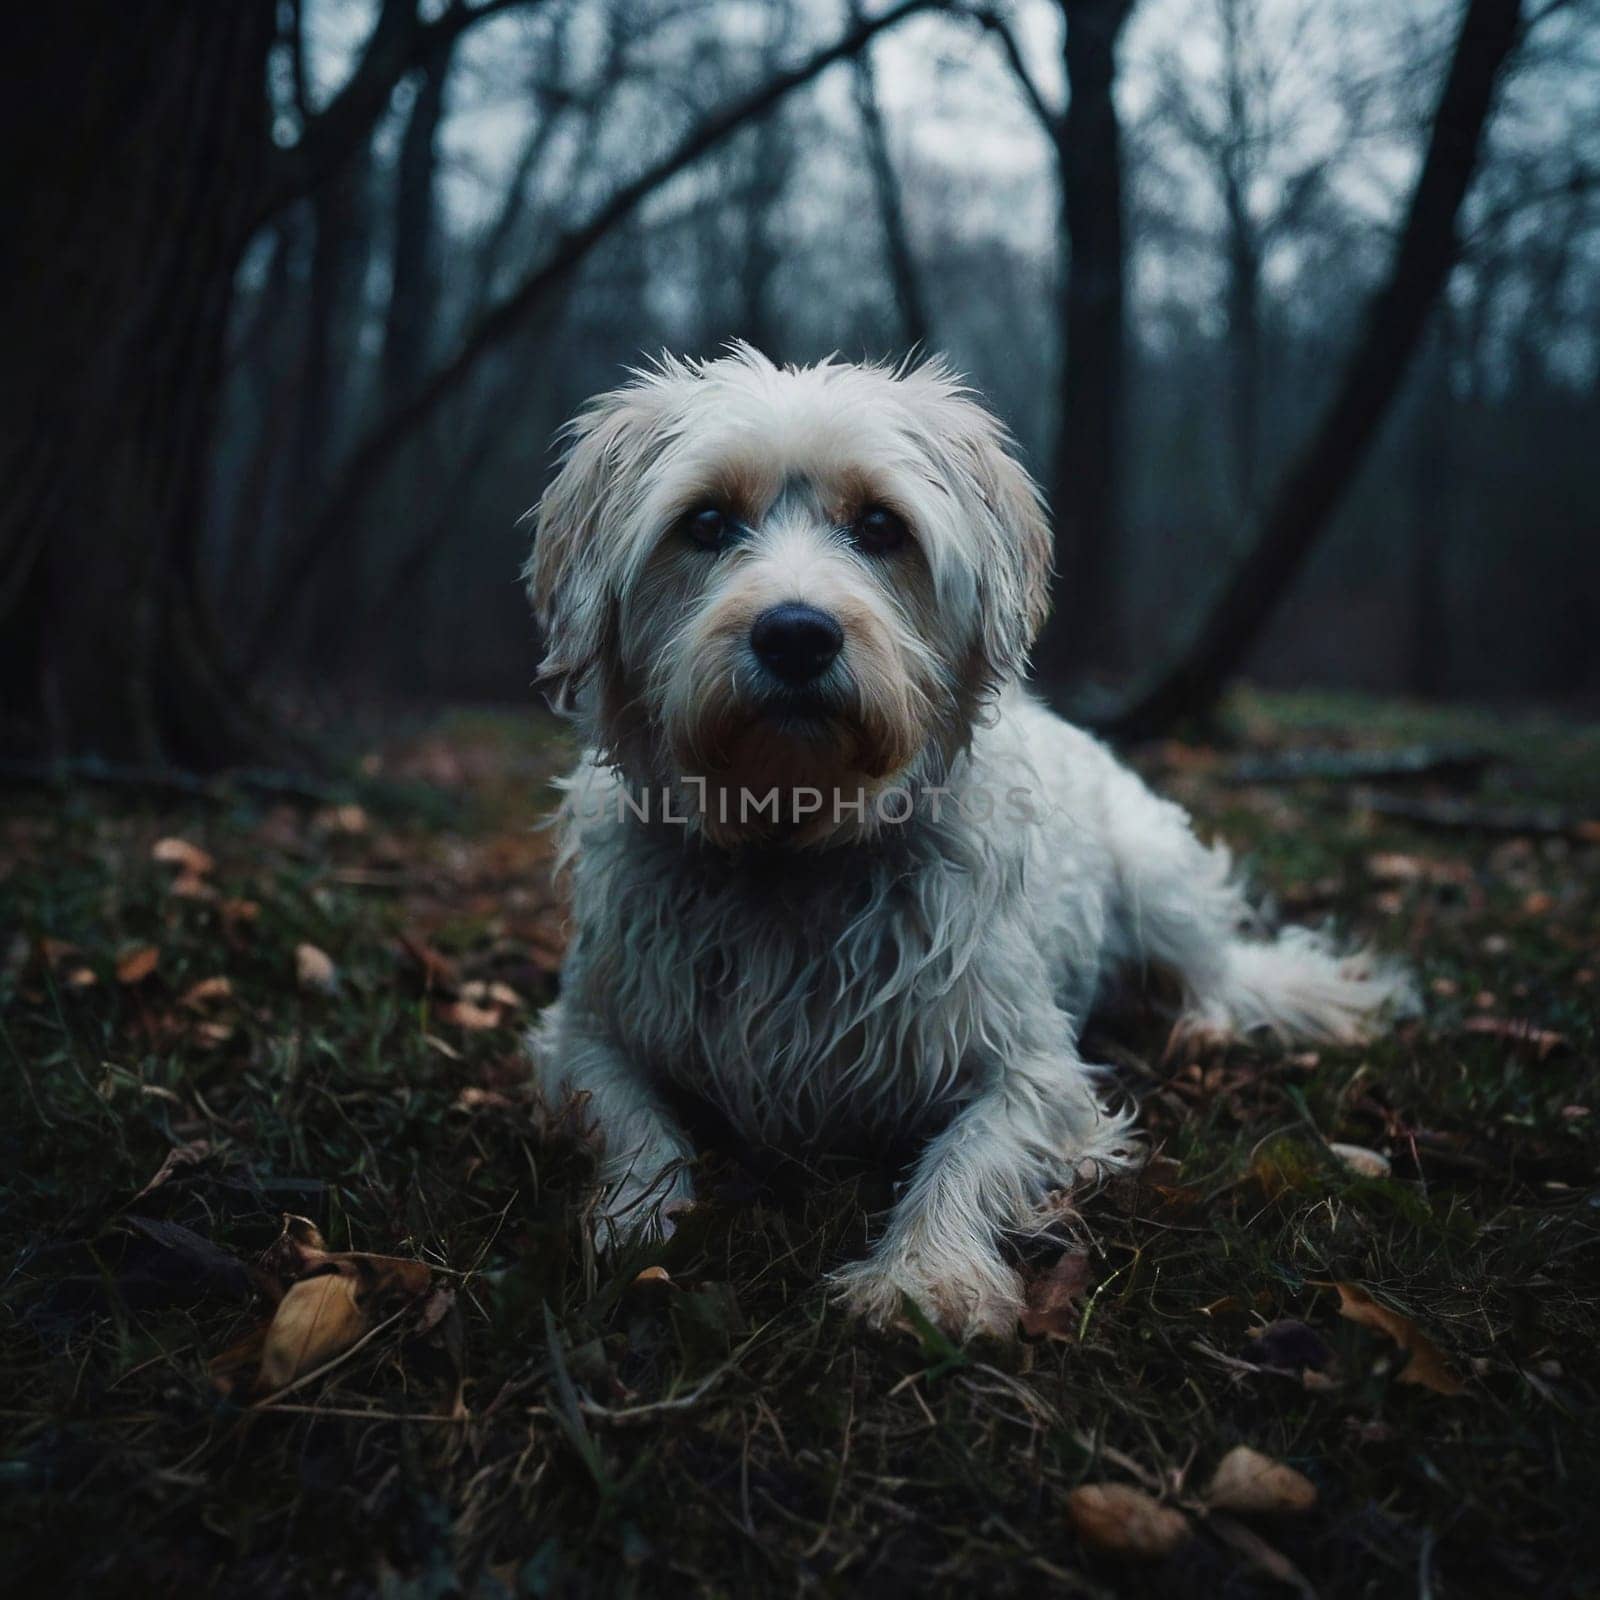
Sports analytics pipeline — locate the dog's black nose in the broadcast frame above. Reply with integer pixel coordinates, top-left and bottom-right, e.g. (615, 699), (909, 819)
(750, 603), (843, 685)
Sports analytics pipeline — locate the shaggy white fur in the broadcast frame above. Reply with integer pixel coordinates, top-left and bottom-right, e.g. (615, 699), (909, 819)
(524, 346), (1413, 1339)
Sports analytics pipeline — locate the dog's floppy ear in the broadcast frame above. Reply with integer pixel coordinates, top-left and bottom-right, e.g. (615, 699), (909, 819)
(902, 363), (1054, 688)
(524, 380), (674, 714)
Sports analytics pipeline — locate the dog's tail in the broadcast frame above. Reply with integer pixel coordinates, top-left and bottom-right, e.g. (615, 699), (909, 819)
(1175, 925), (1417, 1049)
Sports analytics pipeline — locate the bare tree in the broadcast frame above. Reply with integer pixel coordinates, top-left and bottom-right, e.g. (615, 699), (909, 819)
(1095, 0), (1527, 741)
(1145, 0), (1333, 513)
(248, 0), (948, 671)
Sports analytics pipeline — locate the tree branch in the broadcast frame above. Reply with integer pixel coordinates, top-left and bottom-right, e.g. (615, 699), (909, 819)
(247, 0), (945, 671)
(976, 10), (1063, 137)
(259, 0), (551, 224)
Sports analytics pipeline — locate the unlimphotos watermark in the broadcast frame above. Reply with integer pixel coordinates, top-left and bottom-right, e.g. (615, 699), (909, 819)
(568, 778), (1043, 828)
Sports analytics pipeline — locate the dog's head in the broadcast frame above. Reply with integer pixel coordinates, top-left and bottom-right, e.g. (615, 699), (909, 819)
(526, 345), (1051, 844)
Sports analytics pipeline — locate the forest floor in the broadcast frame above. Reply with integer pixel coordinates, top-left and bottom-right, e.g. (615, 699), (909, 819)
(2, 691), (1598, 1599)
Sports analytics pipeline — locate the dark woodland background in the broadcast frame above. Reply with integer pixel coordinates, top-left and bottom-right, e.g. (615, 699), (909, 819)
(4, 0), (1597, 772)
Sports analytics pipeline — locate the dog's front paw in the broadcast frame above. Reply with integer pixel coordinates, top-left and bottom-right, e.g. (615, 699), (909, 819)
(591, 1175), (695, 1256)
(832, 1244), (1025, 1341)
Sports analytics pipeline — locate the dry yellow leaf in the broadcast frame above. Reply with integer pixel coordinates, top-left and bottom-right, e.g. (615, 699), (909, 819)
(295, 943), (338, 993)
(211, 1216), (434, 1398)
(152, 837), (215, 875)
(115, 945), (160, 985)
(441, 998), (500, 1030)
(257, 1272), (368, 1393)
(1066, 1484), (1191, 1559)
(314, 804), (369, 836)
(1205, 1446), (1317, 1514)
(179, 975), (233, 1008)
(1333, 1282), (1465, 1396)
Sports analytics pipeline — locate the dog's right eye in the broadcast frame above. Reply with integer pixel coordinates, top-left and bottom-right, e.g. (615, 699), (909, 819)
(684, 506), (730, 551)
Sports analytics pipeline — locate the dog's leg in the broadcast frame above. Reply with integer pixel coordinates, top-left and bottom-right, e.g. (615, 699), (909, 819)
(1099, 766), (1415, 1046)
(833, 1049), (1136, 1339)
(529, 1003), (695, 1249)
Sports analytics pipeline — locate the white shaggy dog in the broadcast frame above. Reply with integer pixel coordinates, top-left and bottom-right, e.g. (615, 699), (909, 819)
(525, 345), (1410, 1338)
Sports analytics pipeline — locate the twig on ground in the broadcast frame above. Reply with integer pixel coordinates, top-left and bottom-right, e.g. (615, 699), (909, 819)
(1353, 788), (1598, 838)
(1226, 745), (1493, 786)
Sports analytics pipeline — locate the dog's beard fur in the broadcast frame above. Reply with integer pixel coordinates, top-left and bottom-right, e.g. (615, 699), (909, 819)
(648, 558), (945, 846)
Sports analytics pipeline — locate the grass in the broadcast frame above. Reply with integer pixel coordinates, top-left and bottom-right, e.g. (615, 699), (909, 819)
(2, 691), (1598, 1598)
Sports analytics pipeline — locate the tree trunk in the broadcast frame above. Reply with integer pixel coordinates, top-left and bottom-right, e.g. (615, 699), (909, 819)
(851, 3), (932, 350)
(0, 3), (280, 767)
(1094, 0), (1524, 743)
(382, 53), (452, 406)
(1034, 0), (1135, 684)
(1407, 322), (1454, 698)
(300, 148), (378, 676)
(1217, 0), (1261, 514)
(738, 111), (790, 359)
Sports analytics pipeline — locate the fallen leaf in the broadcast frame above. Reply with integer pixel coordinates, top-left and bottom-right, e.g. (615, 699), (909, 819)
(179, 975), (233, 1008)
(1365, 852), (1471, 887)
(38, 937), (81, 968)
(455, 1086), (515, 1111)
(130, 1139), (213, 1202)
(314, 803), (369, 836)
(1327, 1142), (1391, 1179)
(1019, 1249), (1092, 1339)
(295, 943), (338, 994)
(398, 932), (458, 992)
(473, 980), (526, 1010)
(152, 837), (215, 876)
(1205, 1446), (1317, 1514)
(256, 1272), (367, 1393)
(1460, 1016), (1567, 1059)
(439, 998), (501, 1030)
(216, 1215), (435, 1397)
(115, 945), (160, 985)
(1066, 1484), (1191, 1559)
(220, 899), (260, 943)
(1332, 1282), (1465, 1396)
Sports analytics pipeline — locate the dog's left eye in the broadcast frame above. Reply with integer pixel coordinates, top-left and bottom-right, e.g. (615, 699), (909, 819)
(684, 506), (731, 550)
(851, 505), (908, 555)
